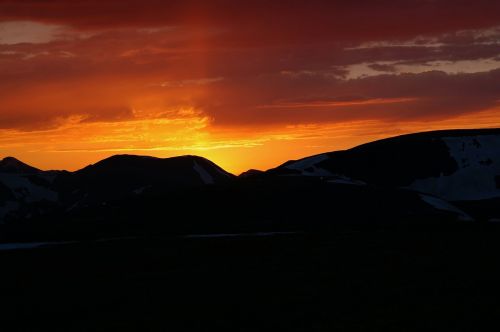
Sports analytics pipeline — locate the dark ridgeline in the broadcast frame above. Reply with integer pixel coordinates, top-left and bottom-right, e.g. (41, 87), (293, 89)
(56, 154), (234, 206)
(0, 156), (41, 174)
(1, 129), (500, 330)
(268, 128), (500, 190)
(2, 128), (500, 241)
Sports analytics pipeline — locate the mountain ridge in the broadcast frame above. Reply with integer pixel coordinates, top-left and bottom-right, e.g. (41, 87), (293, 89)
(1, 128), (499, 230)
(0, 157), (41, 174)
(3, 127), (499, 175)
(268, 127), (500, 201)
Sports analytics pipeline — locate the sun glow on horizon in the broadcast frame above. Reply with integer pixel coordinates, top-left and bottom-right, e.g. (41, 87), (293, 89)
(1, 2), (500, 172)
(2, 107), (500, 175)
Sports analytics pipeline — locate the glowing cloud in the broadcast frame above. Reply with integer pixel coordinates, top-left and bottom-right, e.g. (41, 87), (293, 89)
(0, 1), (500, 173)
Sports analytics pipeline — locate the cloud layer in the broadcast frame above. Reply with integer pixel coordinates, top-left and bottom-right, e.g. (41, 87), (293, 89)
(0, 1), (499, 171)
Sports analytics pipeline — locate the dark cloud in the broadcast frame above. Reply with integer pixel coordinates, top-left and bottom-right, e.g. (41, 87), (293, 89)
(1, 1), (500, 43)
(0, 1), (499, 131)
(198, 69), (500, 126)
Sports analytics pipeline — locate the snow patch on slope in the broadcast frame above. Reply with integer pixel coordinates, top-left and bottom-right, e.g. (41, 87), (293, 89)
(410, 135), (500, 200)
(328, 176), (366, 186)
(0, 201), (20, 220)
(133, 185), (152, 195)
(419, 194), (474, 222)
(0, 173), (58, 202)
(285, 154), (333, 176)
(193, 161), (215, 184)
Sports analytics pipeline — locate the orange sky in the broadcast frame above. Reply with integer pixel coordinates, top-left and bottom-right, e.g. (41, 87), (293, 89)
(1, 1), (500, 174)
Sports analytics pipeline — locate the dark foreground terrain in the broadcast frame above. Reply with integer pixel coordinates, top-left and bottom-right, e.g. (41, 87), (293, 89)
(2, 225), (500, 332)
(1, 128), (500, 331)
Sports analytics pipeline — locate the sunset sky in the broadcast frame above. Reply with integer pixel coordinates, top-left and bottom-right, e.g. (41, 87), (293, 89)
(1, 0), (500, 174)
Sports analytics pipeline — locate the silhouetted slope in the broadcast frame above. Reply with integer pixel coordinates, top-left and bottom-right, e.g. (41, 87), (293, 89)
(271, 128), (500, 201)
(0, 157), (40, 174)
(0, 157), (58, 220)
(0, 154), (235, 222)
(3, 129), (497, 238)
(76, 154), (233, 184)
(52, 154), (234, 209)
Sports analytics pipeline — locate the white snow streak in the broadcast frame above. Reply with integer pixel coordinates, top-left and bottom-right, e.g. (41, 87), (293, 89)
(0, 173), (58, 202)
(193, 161), (215, 184)
(410, 135), (500, 200)
(419, 194), (474, 222)
(285, 154), (333, 176)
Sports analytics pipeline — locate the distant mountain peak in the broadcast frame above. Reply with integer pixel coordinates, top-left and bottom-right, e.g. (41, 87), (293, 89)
(0, 157), (40, 174)
(88, 154), (214, 164)
(71, 153), (234, 193)
(269, 128), (500, 201)
(79, 154), (233, 175)
(239, 169), (264, 178)
(2, 156), (22, 163)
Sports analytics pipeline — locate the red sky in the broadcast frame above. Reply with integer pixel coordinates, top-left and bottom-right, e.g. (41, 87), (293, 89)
(1, 0), (500, 173)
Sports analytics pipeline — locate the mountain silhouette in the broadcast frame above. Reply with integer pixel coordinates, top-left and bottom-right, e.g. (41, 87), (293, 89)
(0, 157), (41, 174)
(1, 128), (500, 242)
(269, 128), (500, 201)
(57, 154), (235, 206)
